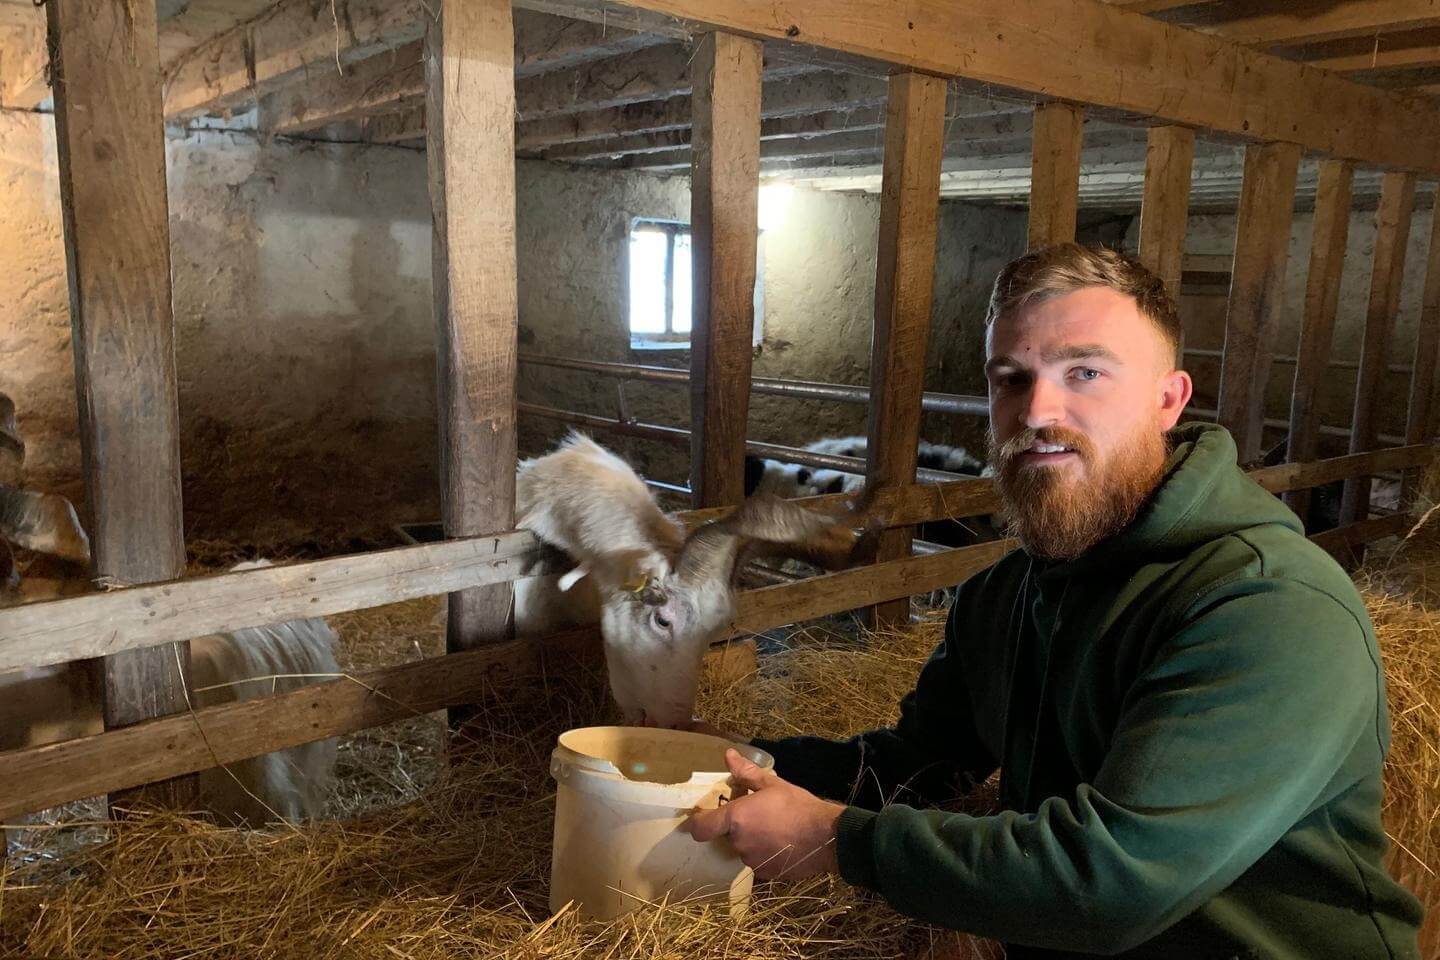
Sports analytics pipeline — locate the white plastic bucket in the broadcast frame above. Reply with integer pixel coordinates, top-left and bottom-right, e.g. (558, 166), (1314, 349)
(548, 726), (775, 920)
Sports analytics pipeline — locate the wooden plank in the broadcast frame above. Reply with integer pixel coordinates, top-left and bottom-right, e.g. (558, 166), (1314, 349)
(1027, 101), (1084, 248)
(1248, 443), (1437, 495)
(425, 0), (520, 716)
(366, 107), (425, 145)
(864, 71), (948, 627)
(0, 13), (49, 109)
(598, 0), (1440, 176)
(1309, 512), (1414, 559)
(46, 0), (193, 812)
(1203, 0), (1440, 48)
(1302, 39), (1440, 74)
(0, 538), (1016, 821)
(0, 532), (542, 674)
(1137, 125), (1196, 305)
(1403, 205), (1440, 499)
(1285, 159), (1355, 519)
(1341, 171), (1418, 525)
(688, 31), (762, 508)
(1216, 141), (1301, 463)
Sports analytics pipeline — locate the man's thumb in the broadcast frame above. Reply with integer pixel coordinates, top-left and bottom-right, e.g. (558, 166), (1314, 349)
(725, 747), (774, 790)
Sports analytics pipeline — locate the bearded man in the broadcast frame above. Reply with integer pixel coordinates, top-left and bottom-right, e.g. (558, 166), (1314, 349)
(685, 244), (1422, 958)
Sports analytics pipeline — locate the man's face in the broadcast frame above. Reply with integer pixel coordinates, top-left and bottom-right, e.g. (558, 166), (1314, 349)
(984, 286), (1192, 559)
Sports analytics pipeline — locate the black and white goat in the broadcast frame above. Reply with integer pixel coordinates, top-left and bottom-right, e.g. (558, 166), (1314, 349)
(516, 433), (869, 728)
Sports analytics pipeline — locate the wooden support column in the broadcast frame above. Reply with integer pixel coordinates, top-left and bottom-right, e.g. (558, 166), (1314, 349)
(1027, 101), (1084, 248)
(45, 0), (193, 810)
(1285, 159), (1355, 522)
(689, 32), (763, 508)
(864, 72), (947, 629)
(1216, 141), (1301, 463)
(1404, 204), (1440, 502)
(425, 0), (519, 726)
(1137, 126), (1195, 306)
(1341, 171), (1418, 525)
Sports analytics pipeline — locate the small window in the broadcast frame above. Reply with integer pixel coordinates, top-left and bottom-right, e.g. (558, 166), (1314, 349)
(627, 218), (763, 350)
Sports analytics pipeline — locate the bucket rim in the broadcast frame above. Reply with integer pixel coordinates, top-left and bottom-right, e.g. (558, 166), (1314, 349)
(552, 725), (773, 786)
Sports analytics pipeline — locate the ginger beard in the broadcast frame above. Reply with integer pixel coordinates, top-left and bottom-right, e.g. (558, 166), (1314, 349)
(988, 418), (1169, 561)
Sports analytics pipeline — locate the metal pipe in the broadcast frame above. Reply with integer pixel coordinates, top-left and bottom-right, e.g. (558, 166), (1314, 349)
(519, 402), (967, 483)
(519, 352), (990, 417)
(1186, 407), (1406, 448)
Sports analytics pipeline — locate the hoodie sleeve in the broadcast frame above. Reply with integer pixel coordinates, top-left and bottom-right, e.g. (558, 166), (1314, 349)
(833, 577), (1383, 955)
(752, 576), (1001, 811)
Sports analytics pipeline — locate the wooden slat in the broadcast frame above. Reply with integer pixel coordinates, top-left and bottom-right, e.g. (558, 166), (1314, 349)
(1204, 0), (1440, 48)
(1403, 204), (1440, 499)
(1309, 512), (1414, 559)
(688, 32), (763, 508)
(0, 538), (1015, 821)
(47, 0), (194, 811)
(1137, 126), (1196, 306)
(0, 532), (541, 674)
(1285, 159), (1355, 519)
(1216, 141), (1301, 463)
(1341, 171), (1418, 525)
(0, 12), (48, 109)
(1248, 443), (1437, 495)
(425, 0), (520, 705)
(865, 71), (948, 627)
(598, 0), (1440, 175)
(1027, 102), (1084, 248)
(1302, 39), (1440, 74)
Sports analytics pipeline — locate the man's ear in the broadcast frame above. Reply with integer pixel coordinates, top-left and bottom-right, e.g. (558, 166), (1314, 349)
(1158, 368), (1194, 431)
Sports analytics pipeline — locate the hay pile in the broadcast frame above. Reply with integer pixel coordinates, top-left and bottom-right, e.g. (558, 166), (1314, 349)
(1, 612), (995, 959)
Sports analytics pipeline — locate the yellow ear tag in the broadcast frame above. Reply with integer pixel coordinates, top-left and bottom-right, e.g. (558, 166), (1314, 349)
(623, 573), (651, 595)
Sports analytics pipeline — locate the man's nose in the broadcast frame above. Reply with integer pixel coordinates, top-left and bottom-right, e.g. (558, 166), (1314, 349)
(1023, 378), (1065, 430)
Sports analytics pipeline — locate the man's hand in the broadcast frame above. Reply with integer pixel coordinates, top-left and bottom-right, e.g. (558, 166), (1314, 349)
(684, 748), (844, 881)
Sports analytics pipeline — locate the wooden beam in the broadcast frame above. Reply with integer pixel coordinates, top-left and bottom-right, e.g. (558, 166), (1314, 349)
(263, 40), (424, 134)
(1137, 125), (1196, 303)
(864, 71), (948, 628)
(1104, 0), (1211, 10)
(1310, 511), (1414, 560)
(0, 536), (1016, 822)
(1406, 207), (1440, 461)
(46, 0), (193, 811)
(425, 0), (520, 720)
(0, 12), (49, 109)
(1298, 34), (1440, 74)
(1341, 171), (1418, 525)
(1216, 141), (1301, 463)
(1285, 159), (1355, 519)
(1027, 102), (1085, 247)
(366, 106), (425, 144)
(688, 31), (763, 508)
(541, 105), (887, 160)
(1202, 0), (1440, 48)
(517, 71), (888, 151)
(1249, 443), (1437, 495)
(598, 0), (1440, 175)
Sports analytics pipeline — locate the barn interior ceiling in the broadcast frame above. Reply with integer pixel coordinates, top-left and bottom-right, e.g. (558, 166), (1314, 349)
(3, 0), (1439, 209)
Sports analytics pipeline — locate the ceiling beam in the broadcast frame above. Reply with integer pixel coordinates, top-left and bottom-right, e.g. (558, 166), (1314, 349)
(1103, 0), (1216, 12)
(1290, 31), (1440, 74)
(366, 106), (425, 144)
(592, 0), (1440, 174)
(1194, 1), (1440, 48)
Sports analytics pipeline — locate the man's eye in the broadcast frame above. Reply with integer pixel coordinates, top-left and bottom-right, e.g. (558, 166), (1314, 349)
(1072, 367), (1102, 382)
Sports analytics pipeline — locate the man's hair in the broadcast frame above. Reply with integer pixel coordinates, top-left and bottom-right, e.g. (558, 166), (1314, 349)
(985, 243), (1182, 357)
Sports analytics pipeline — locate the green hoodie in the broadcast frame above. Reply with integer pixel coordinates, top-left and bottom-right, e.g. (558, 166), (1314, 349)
(754, 423), (1423, 958)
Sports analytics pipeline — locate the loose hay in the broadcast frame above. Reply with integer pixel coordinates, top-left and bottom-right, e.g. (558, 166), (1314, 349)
(1, 613), (995, 959)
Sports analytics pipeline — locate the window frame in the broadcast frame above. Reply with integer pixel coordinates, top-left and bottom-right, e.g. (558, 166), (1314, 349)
(626, 216), (765, 352)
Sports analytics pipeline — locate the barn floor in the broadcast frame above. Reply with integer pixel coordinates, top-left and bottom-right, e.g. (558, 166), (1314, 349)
(2, 523), (1437, 958)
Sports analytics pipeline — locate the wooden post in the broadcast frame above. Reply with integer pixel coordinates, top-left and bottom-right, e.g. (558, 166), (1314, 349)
(864, 72), (947, 629)
(1137, 126), (1195, 306)
(1216, 141), (1301, 464)
(45, 0), (194, 812)
(1340, 171), (1417, 525)
(689, 31), (762, 508)
(1027, 101), (1084, 248)
(1402, 204), (1440, 502)
(1285, 159), (1355, 521)
(425, 0), (519, 727)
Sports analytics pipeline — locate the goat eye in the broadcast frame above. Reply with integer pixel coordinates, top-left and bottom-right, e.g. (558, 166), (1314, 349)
(653, 612), (671, 630)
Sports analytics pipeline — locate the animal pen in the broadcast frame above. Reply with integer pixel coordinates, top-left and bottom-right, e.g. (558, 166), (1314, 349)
(4, 0), (1440, 955)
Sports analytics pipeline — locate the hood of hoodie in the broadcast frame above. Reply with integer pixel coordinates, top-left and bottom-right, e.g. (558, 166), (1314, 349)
(1040, 421), (1302, 578)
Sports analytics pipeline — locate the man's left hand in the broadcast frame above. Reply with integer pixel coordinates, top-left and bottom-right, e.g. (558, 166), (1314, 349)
(683, 748), (845, 881)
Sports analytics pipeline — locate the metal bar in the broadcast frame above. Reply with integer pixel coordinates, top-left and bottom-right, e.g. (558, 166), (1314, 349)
(1187, 407), (1409, 447)
(518, 401), (965, 483)
(1183, 346), (1413, 376)
(519, 352), (990, 416)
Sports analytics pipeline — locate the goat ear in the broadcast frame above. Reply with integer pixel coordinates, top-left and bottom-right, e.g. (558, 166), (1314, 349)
(587, 548), (655, 593)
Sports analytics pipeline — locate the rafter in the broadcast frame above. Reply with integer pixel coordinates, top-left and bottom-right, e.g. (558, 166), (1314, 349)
(1195, 0), (1440, 48)
(1288, 29), (1440, 74)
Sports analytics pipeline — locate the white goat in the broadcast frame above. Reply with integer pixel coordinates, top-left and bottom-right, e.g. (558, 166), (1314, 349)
(745, 436), (985, 499)
(516, 433), (868, 728)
